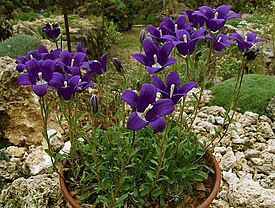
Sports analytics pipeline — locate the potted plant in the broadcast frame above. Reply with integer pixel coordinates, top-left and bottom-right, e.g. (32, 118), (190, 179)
(16, 4), (266, 208)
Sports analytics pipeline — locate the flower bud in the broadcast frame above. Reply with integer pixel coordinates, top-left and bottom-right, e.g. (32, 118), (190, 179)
(112, 58), (123, 73)
(139, 29), (146, 44)
(90, 94), (99, 114)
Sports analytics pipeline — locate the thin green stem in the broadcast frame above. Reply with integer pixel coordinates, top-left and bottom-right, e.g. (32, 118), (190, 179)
(39, 96), (60, 176)
(149, 117), (171, 194)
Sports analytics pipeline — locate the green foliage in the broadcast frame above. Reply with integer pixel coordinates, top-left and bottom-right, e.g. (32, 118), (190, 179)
(211, 74), (275, 115)
(0, 34), (41, 58)
(74, 124), (209, 207)
(80, 21), (121, 59)
(0, 149), (10, 161)
(13, 10), (39, 22)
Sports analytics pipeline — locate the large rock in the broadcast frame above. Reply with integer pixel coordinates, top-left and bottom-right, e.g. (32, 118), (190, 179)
(0, 56), (44, 146)
(0, 173), (69, 208)
(0, 56), (61, 146)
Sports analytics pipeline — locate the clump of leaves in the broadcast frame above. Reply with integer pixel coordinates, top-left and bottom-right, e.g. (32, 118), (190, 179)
(0, 34), (41, 58)
(211, 74), (275, 115)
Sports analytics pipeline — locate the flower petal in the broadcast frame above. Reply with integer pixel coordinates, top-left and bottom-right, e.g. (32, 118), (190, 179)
(133, 54), (147, 65)
(17, 73), (31, 85)
(151, 76), (166, 91)
(100, 53), (108, 72)
(137, 83), (157, 112)
(147, 98), (174, 118)
(121, 89), (139, 109)
(149, 116), (166, 133)
(32, 84), (48, 97)
(127, 112), (148, 131)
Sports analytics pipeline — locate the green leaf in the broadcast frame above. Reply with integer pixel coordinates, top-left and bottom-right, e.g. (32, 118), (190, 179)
(151, 185), (163, 200)
(160, 195), (165, 207)
(80, 192), (92, 200)
(145, 170), (155, 182)
(114, 194), (128, 206)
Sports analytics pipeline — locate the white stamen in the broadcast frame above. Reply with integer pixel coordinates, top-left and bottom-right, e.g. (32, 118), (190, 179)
(36, 72), (47, 85)
(245, 35), (248, 42)
(217, 37), (222, 42)
(30, 54), (33, 59)
(38, 72), (43, 80)
(152, 54), (162, 68)
(159, 29), (163, 37)
(137, 104), (154, 121)
(153, 54), (158, 65)
(183, 34), (188, 43)
(214, 11), (219, 19)
(71, 59), (75, 67)
(170, 84), (175, 98)
(174, 24), (178, 32)
(50, 23), (54, 30)
(64, 81), (68, 87)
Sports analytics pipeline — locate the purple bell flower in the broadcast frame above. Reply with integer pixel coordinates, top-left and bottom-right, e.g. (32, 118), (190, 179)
(133, 39), (176, 74)
(56, 50), (89, 76)
(121, 83), (174, 133)
(81, 53), (108, 75)
(206, 34), (236, 51)
(151, 72), (197, 104)
(17, 59), (56, 97)
(230, 32), (267, 52)
(162, 28), (206, 56)
(42, 22), (61, 41)
(195, 5), (241, 32)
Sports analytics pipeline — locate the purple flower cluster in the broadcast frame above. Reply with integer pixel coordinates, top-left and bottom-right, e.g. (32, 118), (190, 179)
(124, 5), (267, 133)
(16, 43), (107, 100)
(134, 5), (267, 74)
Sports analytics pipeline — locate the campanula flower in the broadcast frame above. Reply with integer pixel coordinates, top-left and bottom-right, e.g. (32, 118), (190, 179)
(15, 45), (61, 72)
(230, 32), (267, 52)
(195, 5), (241, 32)
(56, 50), (89, 76)
(121, 83), (174, 133)
(181, 10), (205, 28)
(206, 34), (235, 51)
(133, 39), (176, 74)
(146, 25), (167, 44)
(81, 53), (107, 75)
(17, 59), (56, 97)
(151, 72), (197, 104)
(76, 42), (88, 53)
(42, 22), (61, 41)
(162, 28), (206, 56)
(49, 73), (84, 100)
(160, 16), (192, 36)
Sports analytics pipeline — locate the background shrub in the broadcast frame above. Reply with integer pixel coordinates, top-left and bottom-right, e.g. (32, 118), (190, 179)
(0, 34), (41, 58)
(210, 74), (275, 115)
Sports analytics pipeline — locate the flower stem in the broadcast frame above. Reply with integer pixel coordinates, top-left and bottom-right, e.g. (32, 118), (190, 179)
(39, 96), (60, 176)
(149, 117), (171, 194)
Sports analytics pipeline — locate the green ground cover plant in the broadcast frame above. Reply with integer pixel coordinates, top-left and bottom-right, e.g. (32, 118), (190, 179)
(0, 34), (41, 58)
(211, 74), (275, 115)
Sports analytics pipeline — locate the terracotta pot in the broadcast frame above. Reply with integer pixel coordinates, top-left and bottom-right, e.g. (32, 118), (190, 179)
(60, 150), (221, 208)
(197, 149), (221, 208)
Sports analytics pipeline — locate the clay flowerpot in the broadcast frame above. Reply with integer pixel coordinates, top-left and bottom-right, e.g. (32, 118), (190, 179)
(59, 150), (221, 208)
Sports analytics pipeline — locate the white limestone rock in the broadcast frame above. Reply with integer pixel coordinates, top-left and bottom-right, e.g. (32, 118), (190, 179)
(24, 146), (53, 175)
(0, 173), (69, 208)
(257, 122), (274, 139)
(219, 147), (237, 171)
(223, 170), (275, 208)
